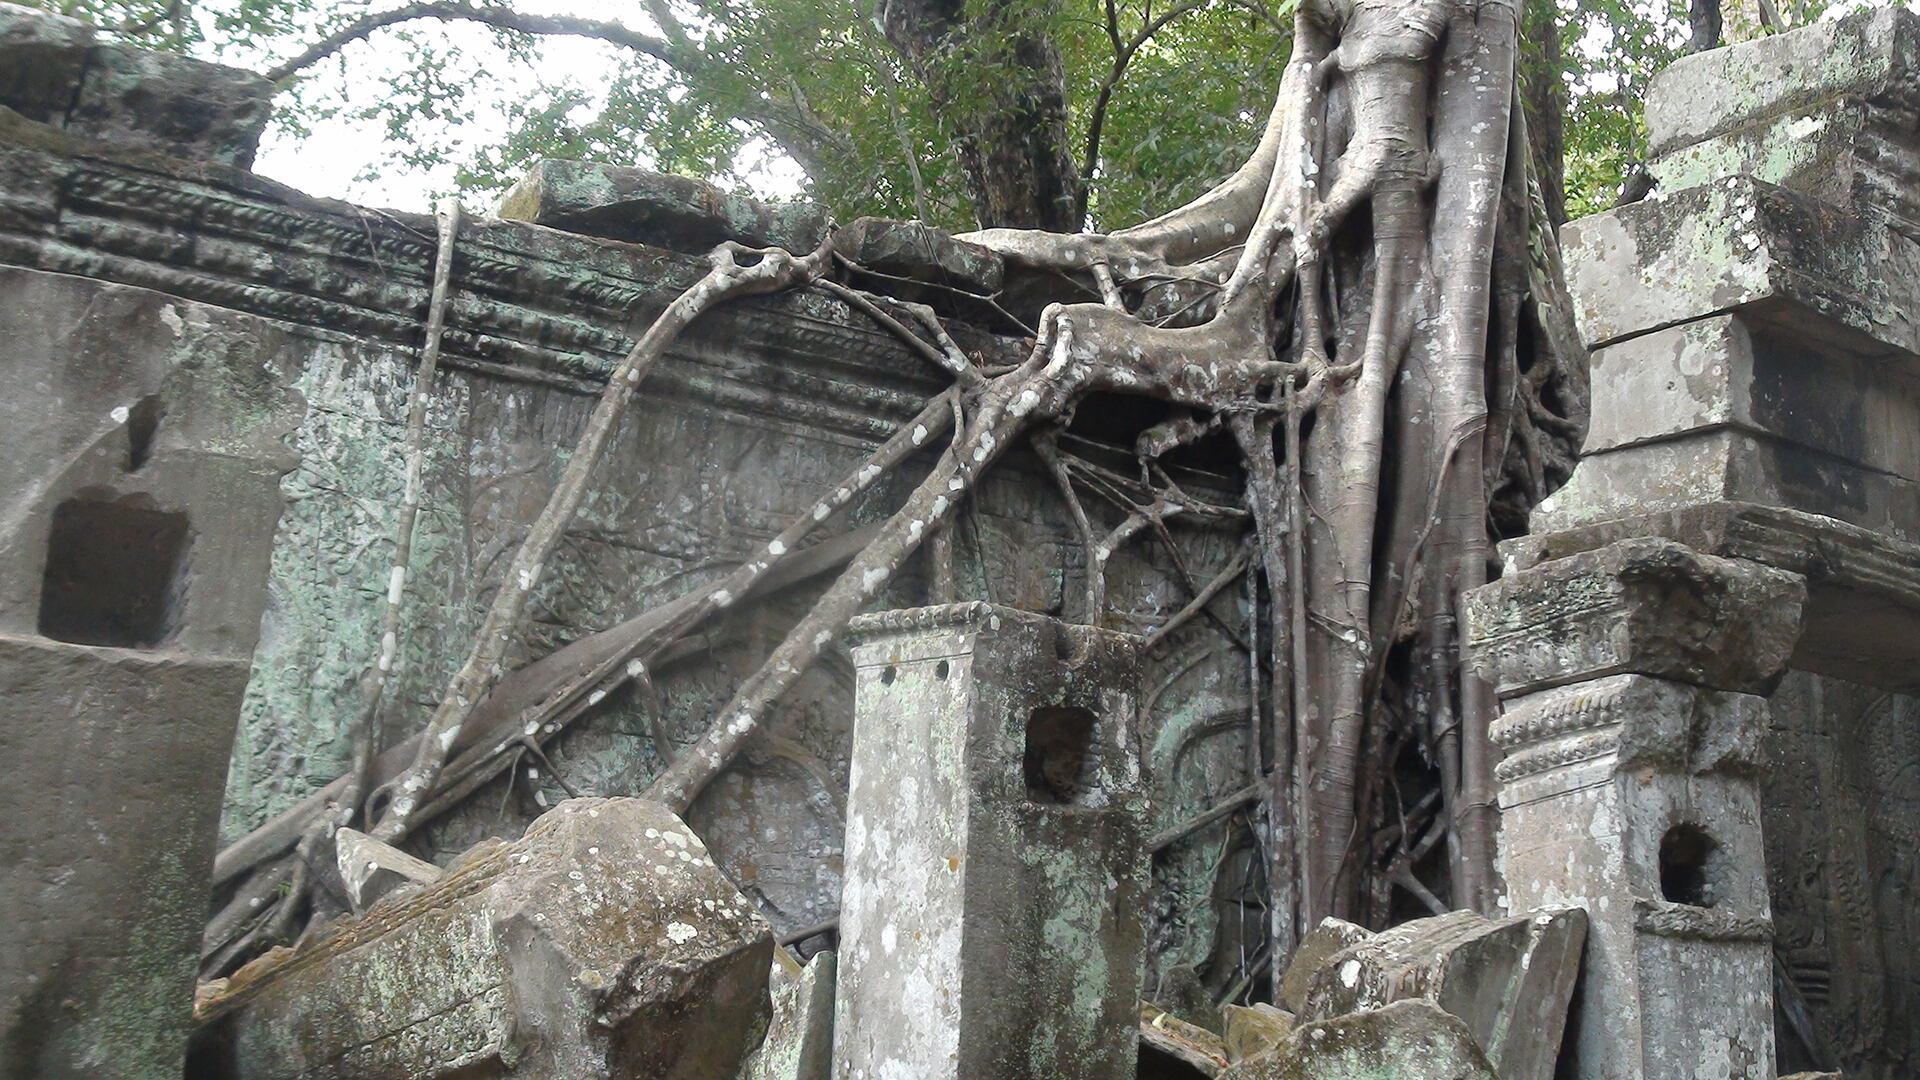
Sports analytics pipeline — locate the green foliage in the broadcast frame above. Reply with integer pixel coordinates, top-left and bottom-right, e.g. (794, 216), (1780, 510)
(22, 0), (1884, 226)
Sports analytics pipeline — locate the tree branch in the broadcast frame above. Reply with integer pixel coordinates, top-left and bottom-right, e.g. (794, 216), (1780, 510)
(267, 3), (676, 82)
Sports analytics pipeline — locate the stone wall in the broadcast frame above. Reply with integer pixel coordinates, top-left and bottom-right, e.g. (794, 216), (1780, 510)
(0, 0), (1263, 1008)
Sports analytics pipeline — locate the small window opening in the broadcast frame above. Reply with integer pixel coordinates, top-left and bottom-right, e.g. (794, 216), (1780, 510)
(1658, 823), (1723, 908)
(880, 665), (897, 685)
(1023, 705), (1098, 804)
(37, 496), (190, 648)
(934, 660), (950, 680)
(125, 396), (164, 472)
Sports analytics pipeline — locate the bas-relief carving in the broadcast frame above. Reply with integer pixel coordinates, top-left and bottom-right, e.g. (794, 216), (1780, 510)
(1763, 670), (1919, 1078)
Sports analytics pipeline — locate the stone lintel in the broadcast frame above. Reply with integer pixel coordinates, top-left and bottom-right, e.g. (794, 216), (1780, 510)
(1465, 537), (1805, 699)
(195, 798), (774, 1080)
(1562, 175), (1920, 358)
(1499, 500), (1920, 691)
(1644, 6), (1920, 160)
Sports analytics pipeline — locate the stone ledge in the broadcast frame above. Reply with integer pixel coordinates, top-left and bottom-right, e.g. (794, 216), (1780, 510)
(498, 159), (831, 255)
(1465, 537), (1805, 698)
(1500, 500), (1920, 690)
(1645, 6), (1920, 160)
(1562, 175), (1920, 358)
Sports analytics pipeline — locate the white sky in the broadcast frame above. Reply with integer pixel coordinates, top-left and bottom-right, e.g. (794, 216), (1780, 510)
(224, 4), (805, 214)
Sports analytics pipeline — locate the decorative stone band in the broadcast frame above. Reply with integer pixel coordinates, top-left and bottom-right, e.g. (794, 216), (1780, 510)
(1490, 674), (1769, 786)
(846, 601), (1144, 663)
(1465, 538), (1805, 699)
(846, 600), (1003, 640)
(1633, 898), (1774, 943)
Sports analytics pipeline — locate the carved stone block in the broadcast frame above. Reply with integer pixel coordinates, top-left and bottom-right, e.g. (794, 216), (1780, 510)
(194, 798), (774, 1080)
(1464, 538), (1805, 698)
(836, 603), (1147, 1080)
(1296, 909), (1587, 1080)
(1218, 1000), (1497, 1080)
(1493, 675), (1776, 1080)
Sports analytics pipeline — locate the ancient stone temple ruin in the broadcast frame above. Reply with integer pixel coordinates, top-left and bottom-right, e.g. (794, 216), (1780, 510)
(1, 3), (1916, 1078)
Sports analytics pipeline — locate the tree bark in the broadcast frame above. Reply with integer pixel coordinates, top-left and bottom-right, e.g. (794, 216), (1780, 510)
(1520, 0), (1567, 227)
(875, 0), (1084, 230)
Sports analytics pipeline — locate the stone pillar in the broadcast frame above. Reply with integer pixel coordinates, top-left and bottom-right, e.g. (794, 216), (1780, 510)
(0, 269), (302, 1079)
(834, 603), (1147, 1080)
(1467, 539), (1807, 1080)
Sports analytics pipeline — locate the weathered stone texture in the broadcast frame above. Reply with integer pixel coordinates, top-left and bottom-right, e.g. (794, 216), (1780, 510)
(836, 603), (1148, 1080)
(194, 798), (773, 1080)
(0, 267), (302, 1079)
(1217, 1000), (1498, 1080)
(335, 827), (444, 914)
(741, 951), (835, 1080)
(0, 3), (272, 166)
(1297, 909), (1587, 1080)
(1465, 537), (1805, 699)
(498, 159), (830, 254)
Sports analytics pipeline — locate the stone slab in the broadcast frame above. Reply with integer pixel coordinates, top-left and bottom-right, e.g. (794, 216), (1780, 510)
(0, 5), (271, 167)
(1298, 909), (1588, 1080)
(1562, 175), (1920, 358)
(335, 827), (444, 914)
(1644, 6), (1920, 159)
(741, 950), (834, 1080)
(0, 636), (250, 1080)
(194, 798), (774, 1080)
(1500, 501), (1920, 692)
(1217, 1000), (1497, 1080)
(1582, 314), (1920, 481)
(1465, 537), (1805, 699)
(497, 159), (830, 254)
(1532, 427), (1920, 542)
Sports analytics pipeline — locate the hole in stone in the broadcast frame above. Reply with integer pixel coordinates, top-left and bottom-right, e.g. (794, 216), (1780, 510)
(37, 495), (190, 648)
(934, 660), (949, 680)
(125, 396), (164, 472)
(1658, 823), (1723, 908)
(880, 665), (896, 685)
(1023, 704), (1098, 804)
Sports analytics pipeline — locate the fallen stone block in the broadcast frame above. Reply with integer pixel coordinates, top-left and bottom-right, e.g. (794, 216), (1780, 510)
(1140, 1001), (1230, 1078)
(739, 950), (834, 1080)
(497, 159), (830, 254)
(1218, 1000), (1497, 1080)
(1277, 917), (1371, 1013)
(193, 798), (773, 1080)
(1298, 909), (1588, 1080)
(335, 826), (444, 913)
(1221, 1003), (1294, 1064)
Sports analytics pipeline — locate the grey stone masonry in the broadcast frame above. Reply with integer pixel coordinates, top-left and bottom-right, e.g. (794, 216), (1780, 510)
(1467, 544), (1809, 1080)
(0, 267), (303, 1080)
(834, 603), (1148, 1080)
(193, 798), (775, 1080)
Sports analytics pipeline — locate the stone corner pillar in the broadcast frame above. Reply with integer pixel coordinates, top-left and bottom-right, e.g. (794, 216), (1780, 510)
(833, 602), (1147, 1080)
(1466, 539), (1807, 1080)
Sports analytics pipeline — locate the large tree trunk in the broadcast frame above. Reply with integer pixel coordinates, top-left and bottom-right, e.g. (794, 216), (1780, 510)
(1520, 0), (1567, 227)
(875, 0), (1084, 230)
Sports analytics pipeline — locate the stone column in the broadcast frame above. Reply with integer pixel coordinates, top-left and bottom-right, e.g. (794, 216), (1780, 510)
(1467, 539), (1807, 1080)
(833, 603), (1147, 1080)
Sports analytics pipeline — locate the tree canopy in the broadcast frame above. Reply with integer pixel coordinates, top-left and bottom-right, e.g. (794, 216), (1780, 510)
(32, 0), (1867, 228)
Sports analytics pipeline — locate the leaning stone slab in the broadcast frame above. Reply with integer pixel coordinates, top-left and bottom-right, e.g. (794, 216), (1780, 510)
(194, 798), (773, 1080)
(1222, 1003), (1295, 1064)
(739, 950), (834, 1080)
(1218, 1000), (1497, 1080)
(497, 159), (830, 254)
(1298, 909), (1587, 1080)
(335, 826), (444, 914)
(836, 216), (1005, 296)
(1465, 538), (1804, 698)
(0, 3), (94, 125)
